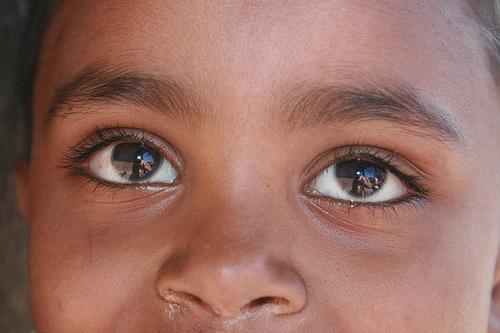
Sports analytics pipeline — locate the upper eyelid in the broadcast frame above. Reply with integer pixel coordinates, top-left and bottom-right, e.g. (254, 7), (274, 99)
(303, 146), (430, 196)
(60, 132), (147, 166)
(59, 127), (183, 172)
(302, 146), (391, 180)
(306, 146), (411, 176)
(62, 131), (427, 197)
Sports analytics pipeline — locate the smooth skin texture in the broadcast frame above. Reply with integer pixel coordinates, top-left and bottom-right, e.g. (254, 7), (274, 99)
(17, 0), (500, 331)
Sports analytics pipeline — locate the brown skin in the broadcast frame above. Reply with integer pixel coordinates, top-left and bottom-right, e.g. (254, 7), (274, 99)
(16, 0), (500, 331)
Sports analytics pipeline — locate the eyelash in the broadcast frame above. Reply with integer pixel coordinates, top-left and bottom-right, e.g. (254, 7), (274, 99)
(304, 145), (432, 211)
(60, 127), (168, 193)
(61, 128), (432, 213)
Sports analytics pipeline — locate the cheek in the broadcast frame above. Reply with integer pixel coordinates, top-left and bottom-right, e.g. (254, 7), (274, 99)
(26, 140), (496, 332)
(28, 207), (161, 330)
(27, 164), (178, 330)
(296, 199), (494, 331)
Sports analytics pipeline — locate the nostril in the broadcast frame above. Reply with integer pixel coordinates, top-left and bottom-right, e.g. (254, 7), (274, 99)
(251, 296), (275, 307)
(244, 296), (290, 313)
(159, 288), (227, 318)
(156, 256), (307, 319)
(159, 289), (203, 308)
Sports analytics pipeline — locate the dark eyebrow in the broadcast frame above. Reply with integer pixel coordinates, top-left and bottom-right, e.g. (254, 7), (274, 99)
(44, 65), (199, 128)
(282, 85), (465, 145)
(45, 65), (465, 146)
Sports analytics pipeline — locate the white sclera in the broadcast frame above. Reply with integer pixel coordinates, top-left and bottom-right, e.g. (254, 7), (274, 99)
(88, 143), (179, 184)
(311, 164), (407, 203)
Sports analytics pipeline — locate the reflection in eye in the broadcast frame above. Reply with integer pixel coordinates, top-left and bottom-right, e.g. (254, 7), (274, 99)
(88, 142), (178, 184)
(112, 143), (159, 181)
(310, 159), (408, 203)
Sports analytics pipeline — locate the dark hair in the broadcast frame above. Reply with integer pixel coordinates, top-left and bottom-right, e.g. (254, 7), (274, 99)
(16, 0), (60, 153)
(467, 0), (500, 82)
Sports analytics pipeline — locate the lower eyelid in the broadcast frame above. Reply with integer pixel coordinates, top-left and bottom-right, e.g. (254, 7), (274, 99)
(303, 146), (430, 205)
(301, 194), (431, 238)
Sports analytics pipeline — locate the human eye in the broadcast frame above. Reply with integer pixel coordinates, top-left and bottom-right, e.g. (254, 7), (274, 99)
(305, 146), (429, 206)
(88, 142), (178, 184)
(61, 128), (180, 188)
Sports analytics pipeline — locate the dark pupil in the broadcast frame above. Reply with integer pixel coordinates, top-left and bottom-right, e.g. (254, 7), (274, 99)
(335, 159), (386, 198)
(111, 143), (161, 181)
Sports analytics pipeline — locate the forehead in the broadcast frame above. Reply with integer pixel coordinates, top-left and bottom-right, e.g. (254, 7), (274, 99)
(36, 0), (495, 138)
(41, 0), (484, 81)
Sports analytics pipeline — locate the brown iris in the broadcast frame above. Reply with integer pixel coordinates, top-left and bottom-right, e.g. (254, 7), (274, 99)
(111, 143), (161, 181)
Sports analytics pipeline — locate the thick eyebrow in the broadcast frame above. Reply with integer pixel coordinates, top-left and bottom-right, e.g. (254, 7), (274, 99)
(45, 65), (465, 145)
(44, 65), (199, 128)
(281, 85), (465, 145)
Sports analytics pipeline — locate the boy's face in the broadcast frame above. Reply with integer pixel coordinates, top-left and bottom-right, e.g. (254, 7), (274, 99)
(21, 0), (500, 331)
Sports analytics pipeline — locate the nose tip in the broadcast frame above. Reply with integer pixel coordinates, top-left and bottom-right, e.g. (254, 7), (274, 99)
(156, 255), (306, 320)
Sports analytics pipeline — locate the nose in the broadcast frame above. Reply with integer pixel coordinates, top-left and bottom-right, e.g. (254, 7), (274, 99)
(156, 252), (307, 320)
(155, 159), (307, 321)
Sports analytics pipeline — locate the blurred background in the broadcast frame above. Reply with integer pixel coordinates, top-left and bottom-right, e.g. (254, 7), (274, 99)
(1, 0), (34, 331)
